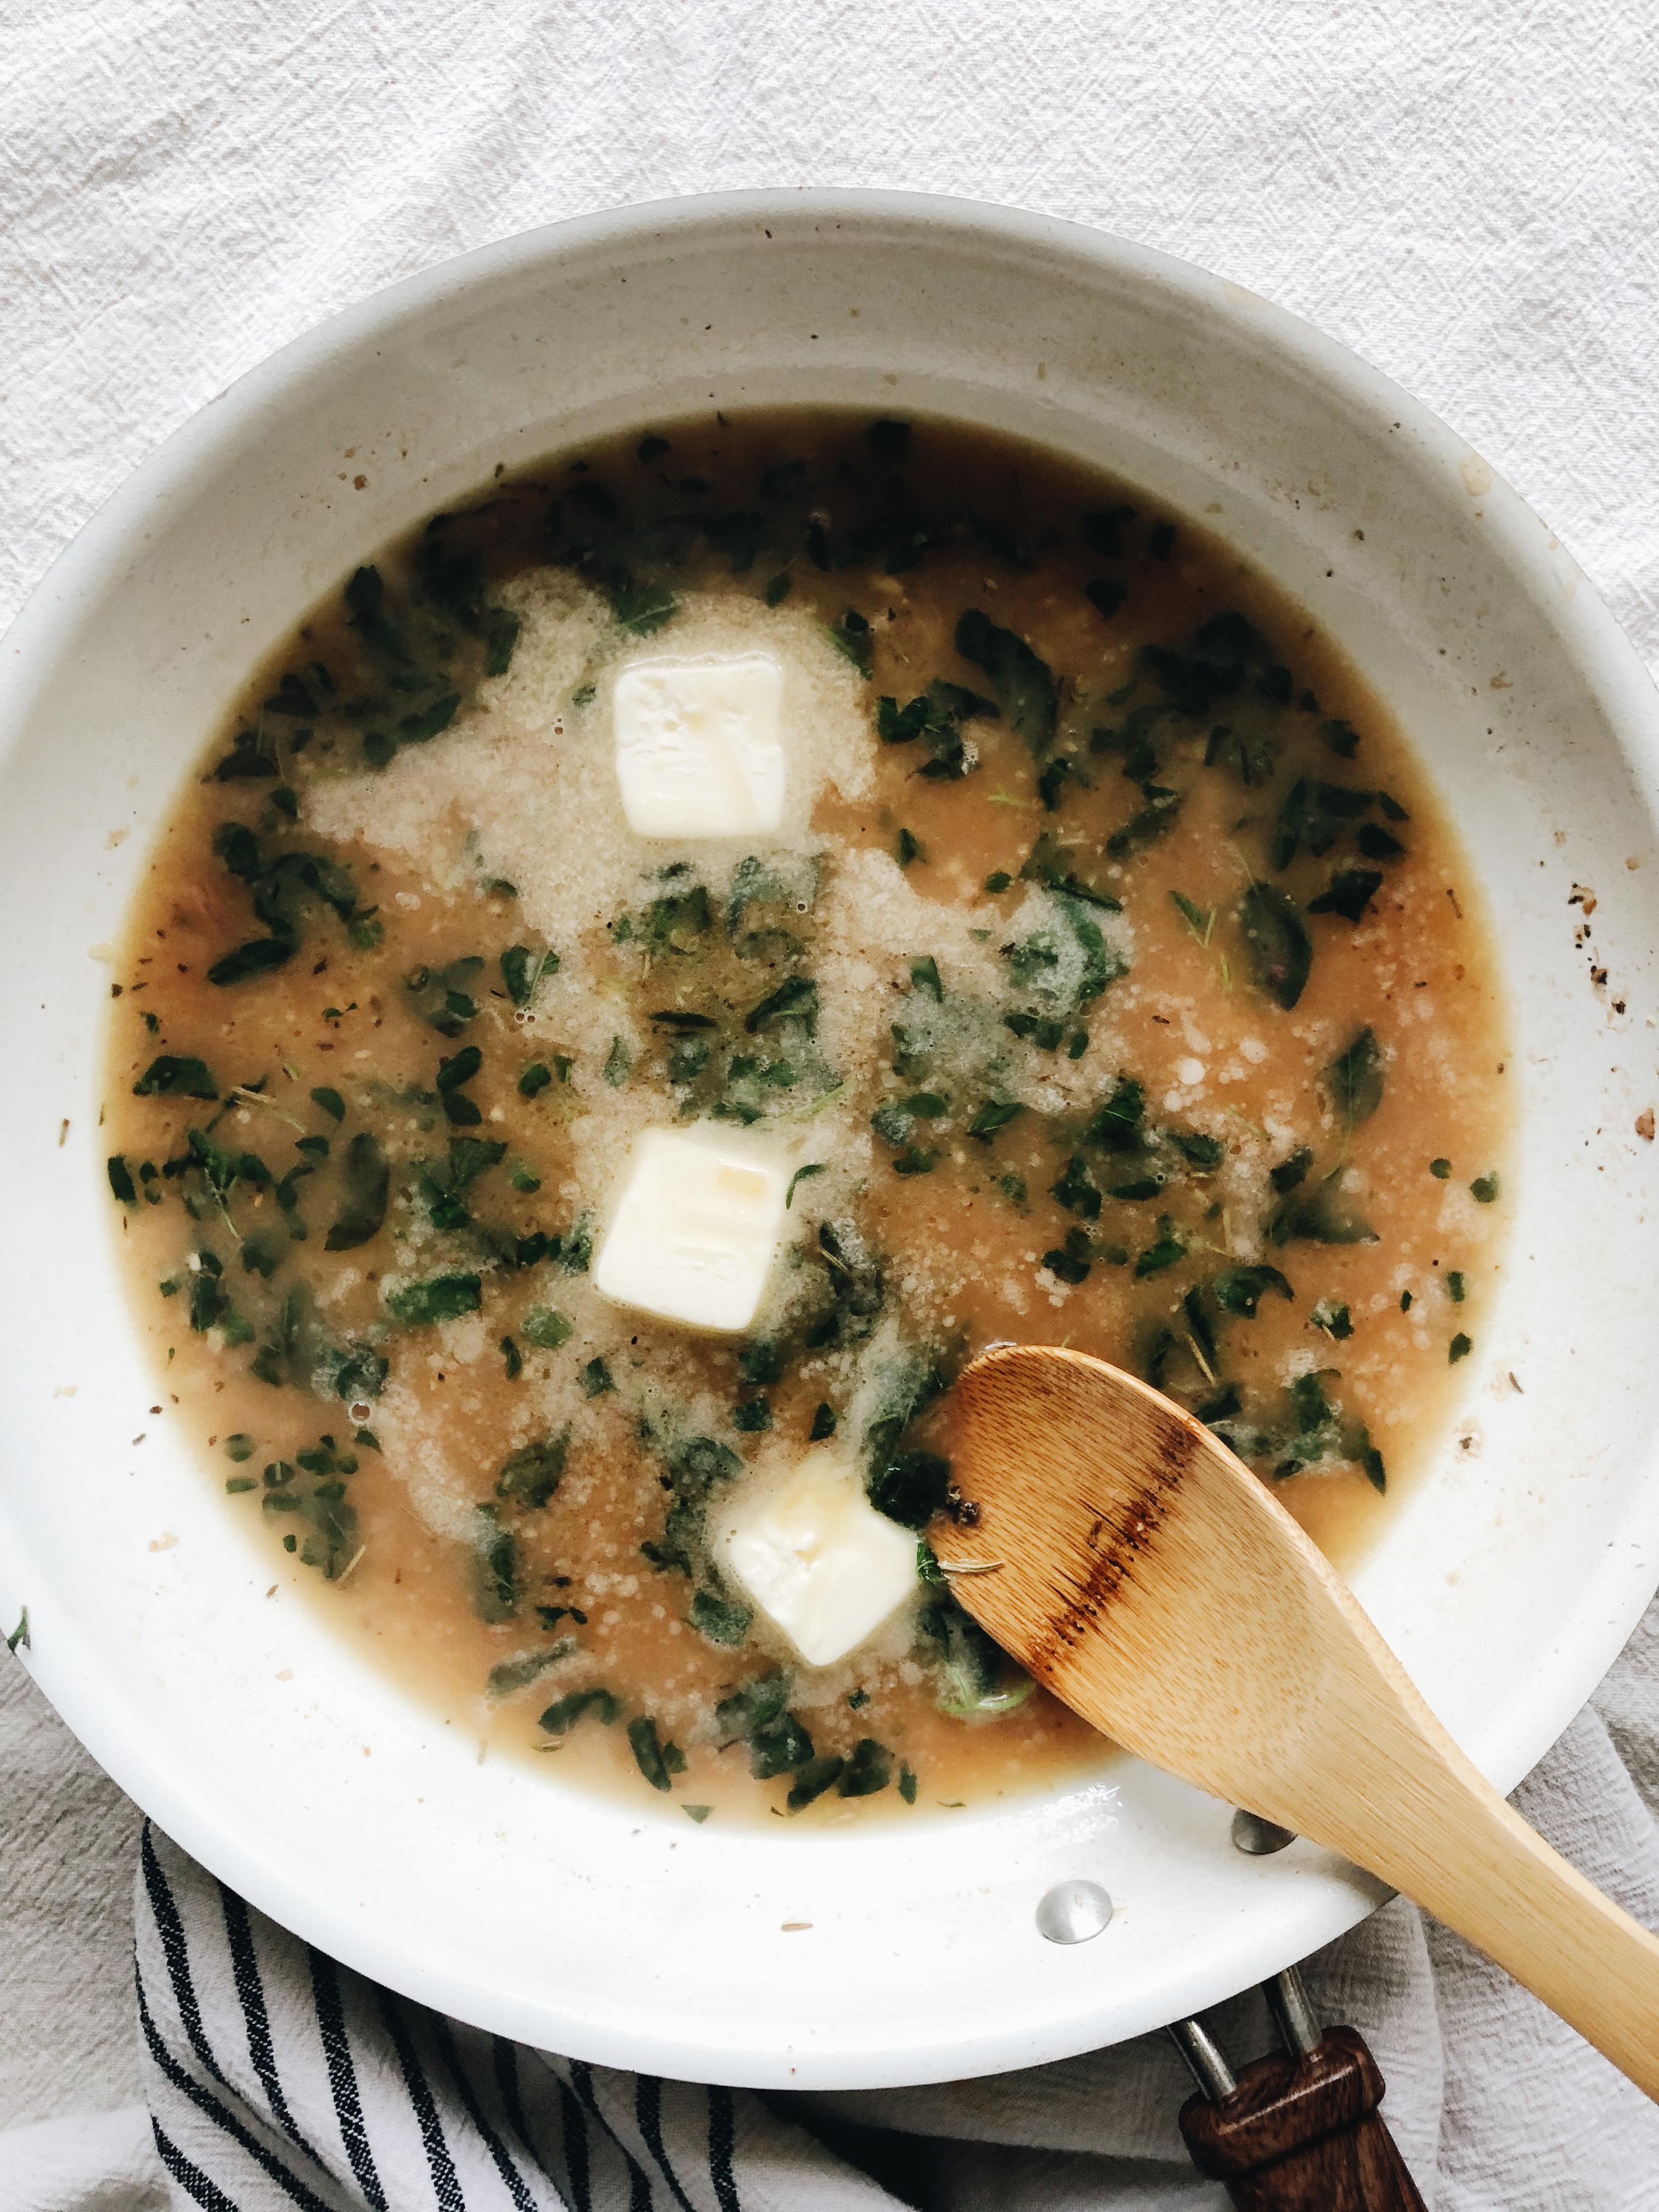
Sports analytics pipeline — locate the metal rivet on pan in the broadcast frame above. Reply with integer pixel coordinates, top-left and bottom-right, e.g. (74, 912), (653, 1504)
(1036, 1879), (1114, 1943)
(1231, 1808), (1296, 1855)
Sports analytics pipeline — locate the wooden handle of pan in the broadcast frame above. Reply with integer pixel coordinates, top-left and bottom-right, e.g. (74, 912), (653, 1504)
(1178, 2028), (1427, 2211)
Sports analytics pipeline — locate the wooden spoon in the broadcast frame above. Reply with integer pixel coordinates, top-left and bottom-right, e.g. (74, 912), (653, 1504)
(935, 1344), (1659, 2099)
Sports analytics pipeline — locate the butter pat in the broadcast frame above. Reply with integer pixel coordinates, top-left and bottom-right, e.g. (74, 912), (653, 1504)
(593, 1127), (788, 1333)
(716, 1453), (919, 1667)
(612, 654), (786, 837)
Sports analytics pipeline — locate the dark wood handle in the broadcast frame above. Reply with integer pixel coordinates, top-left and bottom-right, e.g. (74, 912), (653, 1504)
(1178, 2026), (1427, 2211)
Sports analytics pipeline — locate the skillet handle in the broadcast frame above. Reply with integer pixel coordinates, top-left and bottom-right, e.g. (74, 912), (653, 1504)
(1177, 2025), (1427, 2211)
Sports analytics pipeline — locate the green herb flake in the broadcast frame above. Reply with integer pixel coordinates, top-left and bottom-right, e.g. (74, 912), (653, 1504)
(1238, 883), (1312, 1011)
(764, 572), (792, 607)
(519, 1063), (553, 1098)
(732, 1397), (772, 1433)
(691, 1589), (753, 1646)
(895, 827), (926, 868)
(539, 1686), (622, 1736)
(1447, 1271), (1466, 1304)
(1470, 1172), (1501, 1204)
(386, 1273), (482, 1327)
(786, 1163), (827, 1208)
(1327, 1028), (1384, 1127)
(837, 1738), (893, 1798)
(786, 1754), (846, 1811)
(682, 1804), (713, 1822)
(133, 1055), (218, 1100)
(1212, 1265), (1294, 1317)
(628, 1714), (687, 1791)
(899, 1764), (918, 1805)
(953, 609), (1058, 755)
(809, 1402), (837, 1441)
(486, 1642), (577, 1699)
(1449, 1332), (1473, 1364)
(497, 1429), (571, 1509)
(581, 1355), (616, 1398)
(984, 870), (1012, 893)
(324, 1131), (389, 1252)
(1311, 1297), (1353, 1341)
(108, 1155), (138, 1205)
(1400, 1290), (1413, 1312)
(500, 1335), (523, 1380)
(1430, 1157), (1452, 1179)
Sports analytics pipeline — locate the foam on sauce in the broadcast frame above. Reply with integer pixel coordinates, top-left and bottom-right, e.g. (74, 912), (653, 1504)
(101, 410), (1511, 1824)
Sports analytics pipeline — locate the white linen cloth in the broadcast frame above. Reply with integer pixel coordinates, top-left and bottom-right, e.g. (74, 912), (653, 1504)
(4, 0), (1659, 2203)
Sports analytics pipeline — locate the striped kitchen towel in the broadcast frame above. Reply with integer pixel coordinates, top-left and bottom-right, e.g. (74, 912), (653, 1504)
(134, 1824), (898, 2211)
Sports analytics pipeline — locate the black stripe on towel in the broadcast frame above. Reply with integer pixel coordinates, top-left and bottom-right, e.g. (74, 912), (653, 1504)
(150, 2119), (244, 2212)
(140, 1825), (228, 2088)
(433, 2016), (543, 2212)
(218, 1880), (328, 2167)
(309, 1945), (390, 2210)
(376, 1985), (467, 2211)
(570, 2061), (653, 2210)
(138, 1962), (336, 2212)
(556, 2072), (593, 2212)
(636, 2078), (698, 2212)
(708, 2085), (740, 2212)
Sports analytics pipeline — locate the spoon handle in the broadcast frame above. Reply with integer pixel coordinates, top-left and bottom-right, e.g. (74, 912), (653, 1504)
(1296, 1674), (1659, 2098)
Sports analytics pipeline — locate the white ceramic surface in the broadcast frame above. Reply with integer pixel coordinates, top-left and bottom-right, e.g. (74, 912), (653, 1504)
(2, 192), (1657, 2090)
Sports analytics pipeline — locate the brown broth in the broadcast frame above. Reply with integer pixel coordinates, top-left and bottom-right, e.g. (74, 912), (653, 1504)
(101, 410), (1511, 1825)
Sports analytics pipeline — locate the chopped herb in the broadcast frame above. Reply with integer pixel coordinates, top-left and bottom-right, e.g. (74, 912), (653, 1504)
(1238, 883), (1313, 1010)
(1170, 890), (1215, 943)
(1400, 1290), (1413, 1311)
(501, 944), (559, 1006)
(611, 575), (679, 635)
(691, 1589), (753, 1645)
(539, 1686), (622, 1736)
(1213, 1265), (1295, 1317)
(746, 975), (817, 1035)
(386, 1273), (482, 1327)
(133, 1055), (218, 1100)
(1085, 576), (1128, 622)
(837, 1738), (893, 1797)
(1447, 1271), (1466, 1304)
(895, 827), (925, 867)
(108, 1155), (137, 1204)
(1270, 1146), (1313, 1194)
(809, 1402), (837, 1441)
(406, 956), (484, 1037)
(486, 1644), (577, 1702)
(1267, 1185), (1378, 1246)
(899, 1764), (918, 1804)
(324, 1132), (388, 1251)
(497, 1429), (571, 1509)
(519, 1063), (553, 1098)
(787, 1754), (845, 1811)
(522, 1305), (572, 1351)
(1050, 1154), (1103, 1222)
(1106, 782), (1183, 860)
(732, 1397), (772, 1432)
(1135, 1220), (1186, 1278)
(1311, 1297), (1353, 1340)
(999, 1172), (1027, 1203)
(500, 1335), (523, 1380)
(1470, 1172), (1501, 1204)
(1430, 1157), (1452, 1179)
(764, 572), (792, 606)
(984, 870), (1012, 893)
(786, 1163), (827, 1207)
(223, 1434), (256, 1463)
(581, 1356), (615, 1398)
(682, 1805), (712, 1823)
(1082, 1076), (1146, 1152)
(968, 1099), (1023, 1141)
(827, 608), (873, 675)
(1042, 1244), (1091, 1285)
(471, 1505), (517, 1622)
(310, 1086), (346, 1122)
(1356, 822), (1406, 860)
(1308, 869), (1385, 923)
(628, 1715), (687, 1791)
(602, 1036), (633, 1088)
(1449, 1332), (1473, 1364)
(1327, 1028), (1384, 1126)
(1170, 1131), (1223, 1169)
(868, 1448), (950, 1530)
(954, 609), (1058, 754)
